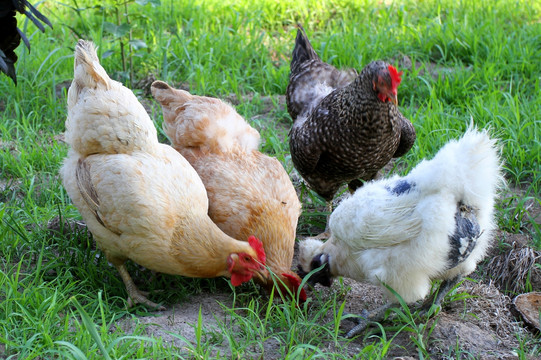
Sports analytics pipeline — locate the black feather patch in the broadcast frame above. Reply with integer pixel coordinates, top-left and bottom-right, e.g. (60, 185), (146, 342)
(296, 253), (333, 287)
(0, 0), (52, 84)
(386, 179), (415, 195)
(447, 203), (481, 268)
(291, 24), (319, 71)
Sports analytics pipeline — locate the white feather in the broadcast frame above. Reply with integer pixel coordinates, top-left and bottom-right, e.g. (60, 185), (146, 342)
(299, 127), (503, 303)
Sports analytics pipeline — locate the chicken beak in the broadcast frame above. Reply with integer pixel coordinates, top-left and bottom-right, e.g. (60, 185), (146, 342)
(389, 93), (398, 106)
(254, 266), (270, 282)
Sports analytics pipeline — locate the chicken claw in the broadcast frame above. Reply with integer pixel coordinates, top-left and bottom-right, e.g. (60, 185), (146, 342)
(418, 275), (462, 316)
(340, 309), (369, 338)
(116, 264), (166, 311)
(346, 324), (368, 339)
(343, 303), (395, 338)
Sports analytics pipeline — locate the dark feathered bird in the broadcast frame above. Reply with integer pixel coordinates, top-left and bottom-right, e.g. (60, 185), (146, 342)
(286, 25), (416, 231)
(298, 128), (502, 337)
(0, 0), (52, 84)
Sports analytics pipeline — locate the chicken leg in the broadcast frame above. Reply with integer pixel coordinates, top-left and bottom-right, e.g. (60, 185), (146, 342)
(343, 302), (396, 338)
(419, 275), (463, 314)
(344, 276), (463, 338)
(312, 200), (333, 239)
(115, 263), (166, 310)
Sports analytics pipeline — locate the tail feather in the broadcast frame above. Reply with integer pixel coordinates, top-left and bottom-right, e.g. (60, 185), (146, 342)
(151, 80), (260, 156)
(410, 126), (503, 205)
(73, 40), (111, 91)
(22, 1), (53, 32)
(290, 24), (320, 72)
(0, 0), (52, 84)
(150, 80), (194, 122)
(65, 40), (157, 156)
(0, 52), (16, 83)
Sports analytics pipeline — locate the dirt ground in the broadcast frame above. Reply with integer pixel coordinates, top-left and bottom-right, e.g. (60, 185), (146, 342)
(113, 227), (540, 359)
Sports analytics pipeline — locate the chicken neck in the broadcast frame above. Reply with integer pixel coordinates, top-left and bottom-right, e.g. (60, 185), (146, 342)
(169, 214), (258, 279)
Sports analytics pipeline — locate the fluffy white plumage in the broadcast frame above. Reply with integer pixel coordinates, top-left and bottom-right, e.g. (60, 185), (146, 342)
(299, 127), (503, 304)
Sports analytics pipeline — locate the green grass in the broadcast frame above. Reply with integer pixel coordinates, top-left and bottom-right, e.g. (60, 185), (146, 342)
(1, 0), (541, 358)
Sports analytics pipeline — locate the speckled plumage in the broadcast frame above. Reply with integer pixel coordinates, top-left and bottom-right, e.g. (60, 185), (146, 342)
(286, 25), (416, 201)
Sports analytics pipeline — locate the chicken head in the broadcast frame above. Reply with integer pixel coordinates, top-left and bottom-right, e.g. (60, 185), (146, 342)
(280, 273), (307, 302)
(227, 236), (268, 286)
(373, 64), (402, 105)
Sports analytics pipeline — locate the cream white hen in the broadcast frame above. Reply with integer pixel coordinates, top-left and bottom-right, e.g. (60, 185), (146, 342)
(60, 40), (268, 309)
(298, 127), (502, 337)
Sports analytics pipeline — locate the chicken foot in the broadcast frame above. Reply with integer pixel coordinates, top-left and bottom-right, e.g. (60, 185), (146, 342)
(115, 264), (166, 310)
(342, 302), (396, 338)
(419, 275), (463, 315)
(344, 276), (463, 338)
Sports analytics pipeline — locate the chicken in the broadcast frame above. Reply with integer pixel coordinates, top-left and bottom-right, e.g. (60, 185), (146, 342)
(150, 81), (306, 302)
(298, 127), (502, 337)
(0, 0), (52, 84)
(286, 25), (416, 235)
(60, 40), (269, 310)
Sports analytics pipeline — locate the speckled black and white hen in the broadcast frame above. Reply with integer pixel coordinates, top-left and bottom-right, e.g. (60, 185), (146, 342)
(298, 127), (502, 337)
(286, 25), (416, 216)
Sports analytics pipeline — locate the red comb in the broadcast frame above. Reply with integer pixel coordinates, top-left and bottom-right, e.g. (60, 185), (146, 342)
(388, 65), (403, 90)
(282, 273), (308, 302)
(248, 236), (266, 265)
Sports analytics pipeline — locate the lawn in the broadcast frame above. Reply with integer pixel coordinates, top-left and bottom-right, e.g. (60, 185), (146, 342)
(1, 0), (540, 358)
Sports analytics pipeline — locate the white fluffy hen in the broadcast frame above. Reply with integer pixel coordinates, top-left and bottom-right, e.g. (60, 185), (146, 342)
(298, 127), (502, 337)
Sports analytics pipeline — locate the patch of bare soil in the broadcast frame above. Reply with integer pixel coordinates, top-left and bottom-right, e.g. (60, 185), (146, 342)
(328, 279), (525, 359)
(428, 281), (523, 359)
(115, 291), (297, 359)
(116, 293), (230, 356)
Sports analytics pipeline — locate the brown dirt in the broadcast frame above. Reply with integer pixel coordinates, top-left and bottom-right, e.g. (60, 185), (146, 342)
(392, 54), (473, 80)
(115, 293), (230, 356)
(114, 268), (534, 359)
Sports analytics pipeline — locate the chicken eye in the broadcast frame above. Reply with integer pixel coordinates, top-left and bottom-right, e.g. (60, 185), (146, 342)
(244, 256), (251, 262)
